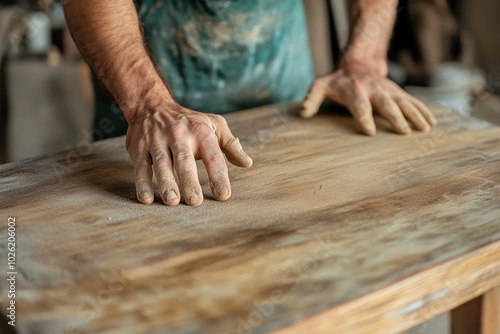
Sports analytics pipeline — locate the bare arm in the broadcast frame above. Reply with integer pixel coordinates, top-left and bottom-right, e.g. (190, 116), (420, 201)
(63, 0), (252, 206)
(342, 0), (397, 75)
(301, 0), (437, 135)
(64, 1), (170, 119)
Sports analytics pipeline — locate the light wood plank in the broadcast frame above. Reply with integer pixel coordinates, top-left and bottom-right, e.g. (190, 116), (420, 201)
(481, 287), (500, 334)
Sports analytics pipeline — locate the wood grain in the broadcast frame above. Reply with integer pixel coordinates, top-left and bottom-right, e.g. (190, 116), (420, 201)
(0, 102), (499, 334)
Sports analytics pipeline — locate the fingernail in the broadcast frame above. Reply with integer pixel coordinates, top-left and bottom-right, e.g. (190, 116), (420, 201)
(365, 125), (376, 136)
(214, 186), (231, 201)
(299, 107), (313, 118)
(401, 125), (412, 135)
(166, 190), (177, 201)
(360, 123), (376, 136)
(357, 118), (376, 136)
(421, 125), (431, 132)
(164, 190), (179, 205)
(186, 191), (202, 206)
(138, 191), (153, 204)
(244, 157), (253, 168)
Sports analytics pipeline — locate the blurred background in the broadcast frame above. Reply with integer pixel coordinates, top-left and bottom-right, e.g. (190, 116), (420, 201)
(0, 0), (499, 166)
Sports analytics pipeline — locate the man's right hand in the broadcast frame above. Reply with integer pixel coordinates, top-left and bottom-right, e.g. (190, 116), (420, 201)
(125, 102), (253, 206)
(62, 0), (252, 206)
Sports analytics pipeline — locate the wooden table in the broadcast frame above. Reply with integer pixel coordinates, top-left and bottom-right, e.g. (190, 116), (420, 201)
(1, 102), (499, 334)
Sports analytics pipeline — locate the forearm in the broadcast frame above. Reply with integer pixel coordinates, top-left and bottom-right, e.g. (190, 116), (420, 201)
(63, 0), (173, 122)
(340, 0), (398, 75)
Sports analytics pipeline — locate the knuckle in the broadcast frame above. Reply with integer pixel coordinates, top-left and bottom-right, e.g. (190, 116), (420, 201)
(399, 98), (414, 111)
(174, 113), (188, 122)
(393, 95), (405, 104)
(152, 152), (170, 164)
(135, 173), (147, 181)
(354, 97), (370, 110)
(134, 159), (149, 170)
(175, 150), (192, 163)
(191, 122), (213, 138)
(135, 181), (149, 190)
(168, 123), (185, 141)
(315, 76), (330, 86)
(204, 153), (224, 169)
(154, 155), (169, 166)
(211, 114), (227, 126)
(149, 143), (166, 158)
(349, 81), (365, 95)
(211, 115), (230, 133)
(149, 127), (164, 139)
(158, 177), (175, 190)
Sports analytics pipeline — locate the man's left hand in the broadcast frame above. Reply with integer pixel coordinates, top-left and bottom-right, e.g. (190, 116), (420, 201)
(300, 62), (437, 135)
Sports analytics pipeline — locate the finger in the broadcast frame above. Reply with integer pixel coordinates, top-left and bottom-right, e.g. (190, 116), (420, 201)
(134, 152), (154, 205)
(300, 79), (327, 118)
(408, 96), (438, 127)
(345, 94), (376, 136)
(371, 94), (412, 135)
(211, 115), (253, 168)
(171, 142), (203, 206)
(199, 133), (231, 201)
(150, 144), (180, 206)
(395, 97), (431, 132)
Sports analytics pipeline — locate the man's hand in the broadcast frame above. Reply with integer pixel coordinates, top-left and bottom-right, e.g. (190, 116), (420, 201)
(301, 0), (437, 135)
(126, 103), (252, 206)
(63, 1), (252, 206)
(300, 62), (437, 135)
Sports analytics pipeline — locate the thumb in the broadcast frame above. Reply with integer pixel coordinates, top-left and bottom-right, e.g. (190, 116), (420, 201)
(300, 79), (327, 118)
(221, 136), (253, 168)
(212, 115), (253, 168)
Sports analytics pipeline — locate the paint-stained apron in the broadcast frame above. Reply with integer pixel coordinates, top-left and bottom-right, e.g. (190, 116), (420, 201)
(93, 0), (314, 139)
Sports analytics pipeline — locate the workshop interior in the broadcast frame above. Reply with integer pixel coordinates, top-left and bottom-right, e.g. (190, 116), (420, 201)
(1, 0), (500, 334)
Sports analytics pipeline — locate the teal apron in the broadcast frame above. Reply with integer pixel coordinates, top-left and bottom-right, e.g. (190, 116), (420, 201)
(93, 0), (314, 139)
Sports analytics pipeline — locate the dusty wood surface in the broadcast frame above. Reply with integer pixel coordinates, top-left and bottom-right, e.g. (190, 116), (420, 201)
(0, 102), (500, 334)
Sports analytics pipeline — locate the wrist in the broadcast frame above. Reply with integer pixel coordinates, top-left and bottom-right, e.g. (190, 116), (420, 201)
(119, 82), (176, 123)
(339, 51), (388, 77)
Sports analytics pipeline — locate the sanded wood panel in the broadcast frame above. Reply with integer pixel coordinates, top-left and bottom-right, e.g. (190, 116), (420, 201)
(0, 102), (499, 334)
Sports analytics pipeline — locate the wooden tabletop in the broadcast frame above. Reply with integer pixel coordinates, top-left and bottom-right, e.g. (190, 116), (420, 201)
(1, 102), (499, 334)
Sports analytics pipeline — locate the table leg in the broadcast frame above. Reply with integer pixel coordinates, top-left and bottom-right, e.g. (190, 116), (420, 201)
(451, 286), (500, 334)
